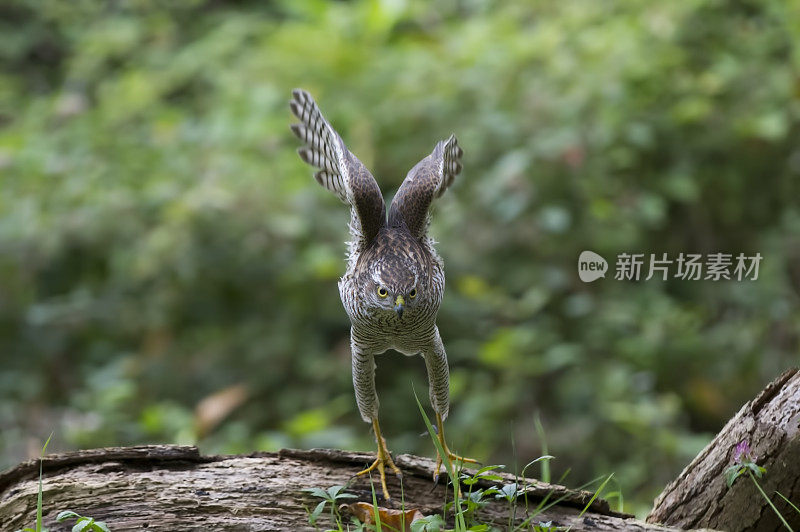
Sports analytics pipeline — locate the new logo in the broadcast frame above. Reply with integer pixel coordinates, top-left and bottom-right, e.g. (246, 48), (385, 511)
(578, 250), (608, 282)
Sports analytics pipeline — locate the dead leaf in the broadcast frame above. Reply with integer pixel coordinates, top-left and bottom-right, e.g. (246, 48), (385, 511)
(341, 502), (426, 531)
(194, 383), (249, 438)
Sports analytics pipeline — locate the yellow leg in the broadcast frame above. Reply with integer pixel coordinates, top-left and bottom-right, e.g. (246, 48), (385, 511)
(434, 413), (479, 482)
(356, 418), (402, 500)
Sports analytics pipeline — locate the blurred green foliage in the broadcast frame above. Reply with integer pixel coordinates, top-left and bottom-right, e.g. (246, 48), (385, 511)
(1, 0), (799, 516)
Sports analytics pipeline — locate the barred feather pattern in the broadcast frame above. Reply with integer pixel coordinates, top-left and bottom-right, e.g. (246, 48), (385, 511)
(289, 90), (347, 201)
(435, 135), (463, 198)
(289, 89), (386, 253)
(342, 234), (449, 421)
(387, 135), (463, 238)
(290, 88), (460, 425)
(339, 228), (450, 421)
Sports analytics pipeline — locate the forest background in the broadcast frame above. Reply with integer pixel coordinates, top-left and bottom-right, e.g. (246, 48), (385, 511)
(1, 0), (799, 517)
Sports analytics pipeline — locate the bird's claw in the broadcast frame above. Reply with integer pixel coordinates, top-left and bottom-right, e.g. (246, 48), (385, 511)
(433, 448), (479, 482)
(432, 412), (479, 483)
(357, 453), (402, 500)
(357, 422), (402, 500)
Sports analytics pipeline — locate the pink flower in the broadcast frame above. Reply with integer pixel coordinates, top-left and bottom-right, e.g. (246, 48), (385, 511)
(733, 441), (754, 464)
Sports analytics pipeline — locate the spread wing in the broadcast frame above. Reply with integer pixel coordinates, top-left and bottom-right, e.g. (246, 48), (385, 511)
(388, 135), (462, 238)
(289, 89), (386, 247)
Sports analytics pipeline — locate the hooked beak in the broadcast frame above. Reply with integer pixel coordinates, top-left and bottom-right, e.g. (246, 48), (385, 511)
(394, 295), (405, 319)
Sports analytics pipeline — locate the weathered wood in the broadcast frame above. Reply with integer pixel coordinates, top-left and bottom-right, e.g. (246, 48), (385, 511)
(0, 445), (686, 531)
(648, 367), (800, 531)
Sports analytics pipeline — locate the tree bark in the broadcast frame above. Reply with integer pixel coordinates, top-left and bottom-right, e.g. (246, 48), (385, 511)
(648, 367), (800, 531)
(8, 369), (797, 531)
(0, 445), (681, 531)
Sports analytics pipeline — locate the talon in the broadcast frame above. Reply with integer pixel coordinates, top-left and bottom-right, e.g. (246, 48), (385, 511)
(433, 413), (480, 479)
(356, 418), (402, 500)
(446, 451), (480, 465)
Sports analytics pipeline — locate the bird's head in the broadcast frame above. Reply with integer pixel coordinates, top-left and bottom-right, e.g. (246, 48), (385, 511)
(368, 259), (420, 320)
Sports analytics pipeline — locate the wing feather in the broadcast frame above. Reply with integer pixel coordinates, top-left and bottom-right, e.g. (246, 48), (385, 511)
(289, 89), (386, 246)
(388, 135), (463, 238)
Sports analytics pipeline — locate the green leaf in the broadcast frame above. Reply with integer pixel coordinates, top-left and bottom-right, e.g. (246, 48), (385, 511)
(725, 464), (745, 487)
(310, 500), (326, 524)
(499, 482), (518, 500)
(410, 514), (444, 532)
(303, 487), (331, 500)
(475, 465), (505, 475)
(326, 485), (344, 499)
(72, 518), (93, 532)
(467, 489), (484, 503)
(56, 511), (81, 522)
(92, 523), (111, 532)
(324, 484), (356, 501)
(746, 462), (766, 478)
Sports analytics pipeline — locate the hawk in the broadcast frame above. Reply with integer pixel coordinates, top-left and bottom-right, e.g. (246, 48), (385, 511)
(289, 89), (476, 499)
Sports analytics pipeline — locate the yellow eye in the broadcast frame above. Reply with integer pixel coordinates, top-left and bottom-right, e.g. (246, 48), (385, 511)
(409, 289), (417, 299)
(377, 287), (388, 298)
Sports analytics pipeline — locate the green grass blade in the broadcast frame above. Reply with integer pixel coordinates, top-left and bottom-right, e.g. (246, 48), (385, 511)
(36, 432), (54, 532)
(535, 472), (616, 518)
(399, 474), (406, 532)
(413, 390), (453, 480)
(777, 492), (800, 515)
(412, 388), (466, 531)
(750, 472), (794, 532)
(579, 473), (614, 517)
(534, 414), (550, 484)
(602, 477), (625, 513)
(369, 477), (383, 532)
(521, 456), (555, 481)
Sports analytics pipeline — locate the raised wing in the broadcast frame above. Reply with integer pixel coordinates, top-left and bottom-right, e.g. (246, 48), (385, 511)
(289, 89), (386, 246)
(388, 135), (462, 238)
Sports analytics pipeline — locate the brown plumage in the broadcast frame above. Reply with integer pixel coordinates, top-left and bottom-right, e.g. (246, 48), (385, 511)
(289, 89), (475, 499)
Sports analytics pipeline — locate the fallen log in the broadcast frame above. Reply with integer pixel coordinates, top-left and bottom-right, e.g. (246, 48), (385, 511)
(0, 445), (679, 531)
(8, 369), (797, 531)
(648, 367), (800, 531)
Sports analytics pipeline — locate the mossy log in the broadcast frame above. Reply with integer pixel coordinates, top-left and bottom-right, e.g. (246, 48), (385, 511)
(1, 445), (678, 531)
(648, 367), (800, 531)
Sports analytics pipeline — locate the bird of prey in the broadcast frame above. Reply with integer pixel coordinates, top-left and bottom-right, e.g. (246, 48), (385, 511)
(289, 89), (476, 499)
